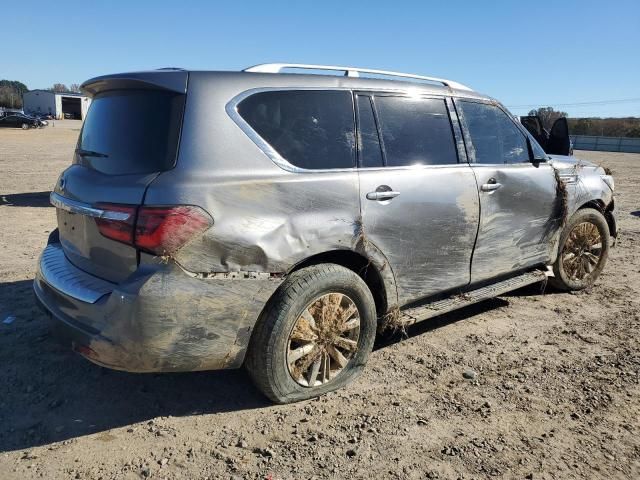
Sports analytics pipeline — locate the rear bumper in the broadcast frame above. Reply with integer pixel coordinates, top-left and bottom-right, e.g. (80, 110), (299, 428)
(34, 243), (282, 372)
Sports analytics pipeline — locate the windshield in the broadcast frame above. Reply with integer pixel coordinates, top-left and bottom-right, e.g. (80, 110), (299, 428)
(76, 89), (185, 175)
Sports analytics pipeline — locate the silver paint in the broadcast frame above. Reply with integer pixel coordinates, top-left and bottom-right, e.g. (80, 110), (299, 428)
(36, 69), (616, 374)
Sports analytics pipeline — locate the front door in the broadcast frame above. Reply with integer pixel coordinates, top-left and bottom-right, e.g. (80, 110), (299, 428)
(356, 93), (480, 305)
(456, 99), (558, 282)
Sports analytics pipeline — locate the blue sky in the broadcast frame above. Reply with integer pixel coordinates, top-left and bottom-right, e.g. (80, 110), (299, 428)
(3, 0), (639, 117)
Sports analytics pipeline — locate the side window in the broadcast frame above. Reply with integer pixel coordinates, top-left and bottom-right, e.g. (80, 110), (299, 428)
(459, 101), (530, 164)
(355, 95), (383, 168)
(527, 132), (547, 159)
(374, 96), (458, 167)
(237, 90), (355, 170)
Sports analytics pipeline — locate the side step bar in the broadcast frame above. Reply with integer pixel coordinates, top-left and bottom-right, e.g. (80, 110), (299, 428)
(398, 269), (549, 326)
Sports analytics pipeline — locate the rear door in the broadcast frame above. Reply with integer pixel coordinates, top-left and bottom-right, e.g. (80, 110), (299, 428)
(356, 93), (479, 305)
(53, 72), (187, 282)
(3, 115), (19, 127)
(456, 99), (558, 282)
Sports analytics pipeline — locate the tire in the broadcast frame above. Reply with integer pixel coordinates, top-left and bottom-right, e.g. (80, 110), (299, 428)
(549, 208), (610, 291)
(245, 264), (377, 404)
(21, 123), (29, 130)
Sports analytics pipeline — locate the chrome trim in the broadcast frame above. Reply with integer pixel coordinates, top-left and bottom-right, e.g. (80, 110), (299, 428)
(50, 192), (132, 221)
(366, 191), (401, 201)
(243, 63), (473, 91)
(39, 243), (115, 303)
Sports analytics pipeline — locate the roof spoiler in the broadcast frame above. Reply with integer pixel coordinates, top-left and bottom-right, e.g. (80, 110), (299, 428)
(81, 70), (188, 97)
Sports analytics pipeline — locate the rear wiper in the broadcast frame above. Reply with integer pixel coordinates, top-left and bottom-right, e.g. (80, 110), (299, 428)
(75, 148), (109, 158)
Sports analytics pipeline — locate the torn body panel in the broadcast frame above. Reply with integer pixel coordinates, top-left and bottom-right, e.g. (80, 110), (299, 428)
(35, 244), (283, 372)
(549, 155), (614, 217)
(548, 155), (616, 257)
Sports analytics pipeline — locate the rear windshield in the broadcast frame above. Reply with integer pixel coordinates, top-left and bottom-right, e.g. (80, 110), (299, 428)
(76, 89), (185, 175)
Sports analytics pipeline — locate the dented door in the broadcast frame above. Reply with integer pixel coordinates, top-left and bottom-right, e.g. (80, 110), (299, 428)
(356, 93), (480, 305)
(457, 99), (558, 282)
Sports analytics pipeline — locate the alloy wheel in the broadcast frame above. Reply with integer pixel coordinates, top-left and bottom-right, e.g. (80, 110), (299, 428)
(562, 221), (603, 281)
(287, 293), (360, 387)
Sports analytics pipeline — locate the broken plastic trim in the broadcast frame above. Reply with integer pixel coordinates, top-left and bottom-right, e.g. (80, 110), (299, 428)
(170, 258), (285, 280)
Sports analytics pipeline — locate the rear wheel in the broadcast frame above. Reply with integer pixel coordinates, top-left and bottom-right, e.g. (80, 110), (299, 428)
(21, 123), (29, 130)
(245, 264), (377, 403)
(550, 208), (610, 291)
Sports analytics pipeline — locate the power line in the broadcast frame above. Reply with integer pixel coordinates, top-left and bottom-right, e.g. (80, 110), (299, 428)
(505, 97), (640, 108)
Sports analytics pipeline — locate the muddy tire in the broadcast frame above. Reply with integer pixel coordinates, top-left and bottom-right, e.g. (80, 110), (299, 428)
(245, 264), (377, 404)
(549, 208), (610, 291)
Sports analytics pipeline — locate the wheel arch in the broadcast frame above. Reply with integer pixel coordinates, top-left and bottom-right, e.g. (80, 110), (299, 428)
(576, 198), (617, 237)
(288, 249), (392, 319)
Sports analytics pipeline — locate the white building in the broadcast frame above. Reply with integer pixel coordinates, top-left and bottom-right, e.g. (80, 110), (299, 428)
(22, 90), (91, 120)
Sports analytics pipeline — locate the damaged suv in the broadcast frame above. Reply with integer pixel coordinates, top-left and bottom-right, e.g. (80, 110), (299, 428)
(35, 64), (617, 403)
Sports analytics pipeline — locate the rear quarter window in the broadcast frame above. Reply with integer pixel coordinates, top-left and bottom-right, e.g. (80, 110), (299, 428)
(237, 90), (355, 170)
(77, 89), (185, 175)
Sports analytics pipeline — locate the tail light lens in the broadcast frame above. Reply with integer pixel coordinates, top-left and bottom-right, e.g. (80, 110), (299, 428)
(94, 204), (137, 244)
(135, 206), (213, 255)
(94, 204), (213, 256)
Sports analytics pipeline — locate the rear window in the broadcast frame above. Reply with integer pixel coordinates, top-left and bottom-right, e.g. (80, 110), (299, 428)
(237, 90), (355, 170)
(77, 89), (185, 175)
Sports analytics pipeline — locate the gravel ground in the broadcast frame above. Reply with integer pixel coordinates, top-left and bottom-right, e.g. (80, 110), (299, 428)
(0, 125), (638, 479)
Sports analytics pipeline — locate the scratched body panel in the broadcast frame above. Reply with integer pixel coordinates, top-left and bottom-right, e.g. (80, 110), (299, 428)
(549, 155), (614, 218)
(35, 260), (282, 372)
(469, 163), (559, 281)
(358, 165), (479, 304)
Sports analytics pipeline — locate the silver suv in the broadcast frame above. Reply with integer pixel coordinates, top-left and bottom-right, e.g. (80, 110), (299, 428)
(35, 64), (617, 403)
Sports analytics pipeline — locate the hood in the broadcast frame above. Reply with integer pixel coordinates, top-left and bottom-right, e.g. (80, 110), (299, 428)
(547, 155), (603, 174)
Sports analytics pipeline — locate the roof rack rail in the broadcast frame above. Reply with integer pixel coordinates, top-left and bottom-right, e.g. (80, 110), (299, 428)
(243, 63), (473, 91)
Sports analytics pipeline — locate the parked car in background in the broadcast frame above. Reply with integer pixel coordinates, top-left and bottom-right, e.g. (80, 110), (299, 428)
(0, 114), (43, 129)
(35, 64), (617, 403)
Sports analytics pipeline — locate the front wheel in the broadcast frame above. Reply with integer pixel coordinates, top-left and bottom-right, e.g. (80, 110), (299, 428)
(550, 208), (610, 291)
(245, 264), (377, 404)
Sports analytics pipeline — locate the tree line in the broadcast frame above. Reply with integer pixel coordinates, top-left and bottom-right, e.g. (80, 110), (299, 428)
(0, 80), (28, 109)
(0, 80), (82, 109)
(528, 107), (640, 138)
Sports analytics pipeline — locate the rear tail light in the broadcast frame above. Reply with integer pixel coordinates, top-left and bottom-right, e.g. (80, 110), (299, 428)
(135, 206), (213, 255)
(94, 204), (137, 244)
(94, 203), (213, 256)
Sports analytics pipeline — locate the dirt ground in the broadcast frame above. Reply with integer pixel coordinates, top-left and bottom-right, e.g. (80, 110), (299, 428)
(0, 124), (638, 480)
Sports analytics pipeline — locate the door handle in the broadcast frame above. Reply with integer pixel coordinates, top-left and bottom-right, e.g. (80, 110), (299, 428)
(480, 178), (502, 192)
(366, 190), (401, 201)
